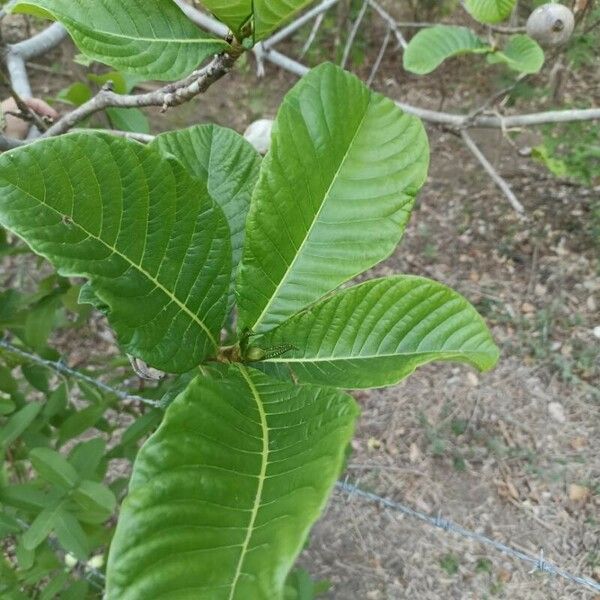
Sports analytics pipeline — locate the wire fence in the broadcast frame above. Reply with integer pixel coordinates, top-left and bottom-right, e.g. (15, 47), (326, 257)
(336, 480), (600, 594)
(1, 339), (599, 594)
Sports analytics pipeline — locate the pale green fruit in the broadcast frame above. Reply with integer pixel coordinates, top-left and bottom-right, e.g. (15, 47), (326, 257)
(526, 3), (575, 46)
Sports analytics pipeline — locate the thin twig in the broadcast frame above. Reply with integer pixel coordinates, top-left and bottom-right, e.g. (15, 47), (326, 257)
(240, 39), (600, 129)
(367, 25), (391, 86)
(467, 73), (529, 123)
(300, 12), (326, 58)
(0, 339), (162, 408)
(263, 0), (340, 48)
(461, 130), (525, 214)
(367, 0), (408, 49)
(5, 23), (69, 98)
(0, 67), (49, 131)
(376, 20), (525, 33)
(341, 0), (370, 69)
(43, 50), (241, 137)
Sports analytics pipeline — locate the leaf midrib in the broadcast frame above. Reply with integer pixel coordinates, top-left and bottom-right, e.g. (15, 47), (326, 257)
(264, 348), (494, 363)
(36, 8), (226, 45)
(250, 95), (374, 332)
(228, 365), (269, 600)
(4, 179), (219, 351)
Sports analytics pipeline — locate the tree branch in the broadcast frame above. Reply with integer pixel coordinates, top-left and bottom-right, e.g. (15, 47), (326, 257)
(367, 0), (408, 49)
(0, 134), (25, 151)
(263, 0), (341, 48)
(0, 338), (161, 407)
(5, 23), (68, 98)
(43, 50), (241, 137)
(461, 130), (525, 214)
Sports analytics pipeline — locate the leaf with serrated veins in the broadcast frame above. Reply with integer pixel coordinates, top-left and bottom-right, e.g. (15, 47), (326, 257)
(0, 133), (231, 373)
(403, 26), (491, 75)
(199, 1), (253, 36)
(252, 276), (500, 389)
(12, 0), (230, 80)
(487, 35), (545, 74)
(152, 125), (261, 311)
(464, 0), (517, 24)
(106, 366), (358, 599)
(254, 0), (317, 40)
(236, 63), (429, 334)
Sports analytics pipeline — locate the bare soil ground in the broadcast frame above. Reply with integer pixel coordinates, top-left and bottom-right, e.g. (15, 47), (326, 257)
(2, 4), (599, 599)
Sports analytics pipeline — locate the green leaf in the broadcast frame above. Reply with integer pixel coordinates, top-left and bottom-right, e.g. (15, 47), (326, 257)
(25, 296), (61, 351)
(72, 480), (116, 517)
(105, 108), (150, 134)
(107, 409), (162, 460)
(254, 0), (315, 40)
(22, 503), (62, 550)
(0, 513), (21, 537)
(254, 276), (500, 389)
(68, 438), (106, 477)
(54, 510), (89, 560)
(488, 35), (545, 73)
(200, 1), (252, 36)
(43, 383), (68, 419)
(237, 63), (429, 333)
(403, 26), (490, 75)
(464, 0), (517, 24)
(16, 539), (35, 571)
(56, 82), (93, 107)
(0, 403), (42, 452)
(0, 133), (232, 373)
(39, 572), (69, 600)
(0, 394), (16, 415)
(58, 405), (106, 446)
(106, 366), (358, 599)
(60, 581), (89, 600)
(12, 0), (230, 81)
(152, 124), (261, 309)
(30, 448), (80, 489)
(0, 483), (61, 512)
(88, 71), (144, 95)
(22, 364), (49, 393)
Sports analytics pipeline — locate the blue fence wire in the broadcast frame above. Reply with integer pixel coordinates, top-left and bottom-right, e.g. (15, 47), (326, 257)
(336, 480), (600, 594)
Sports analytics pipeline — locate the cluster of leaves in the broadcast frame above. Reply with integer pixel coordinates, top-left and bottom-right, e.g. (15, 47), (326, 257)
(403, 0), (545, 75)
(1, 1), (500, 598)
(533, 120), (600, 185)
(0, 243), (166, 597)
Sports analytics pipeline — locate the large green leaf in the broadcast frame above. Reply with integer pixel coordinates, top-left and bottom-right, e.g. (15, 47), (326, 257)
(106, 366), (358, 599)
(487, 35), (545, 73)
(252, 276), (500, 389)
(199, 1), (252, 36)
(254, 0), (315, 40)
(464, 0), (516, 24)
(237, 63), (429, 334)
(152, 125), (261, 309)
(12, 0), (229, 81)
(403, 26), (491, 75)
(0, 133), (231, 373)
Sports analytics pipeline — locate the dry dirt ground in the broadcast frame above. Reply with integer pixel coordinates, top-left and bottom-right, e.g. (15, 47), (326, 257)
(2, 4), (599, 599)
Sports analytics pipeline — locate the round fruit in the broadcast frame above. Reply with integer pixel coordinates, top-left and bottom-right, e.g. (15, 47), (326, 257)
(526, 3), (575, 46)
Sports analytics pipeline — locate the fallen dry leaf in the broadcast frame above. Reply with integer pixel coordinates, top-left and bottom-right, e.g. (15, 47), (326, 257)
(568, 484), (590, 503)
(570, 436), (588, 451)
